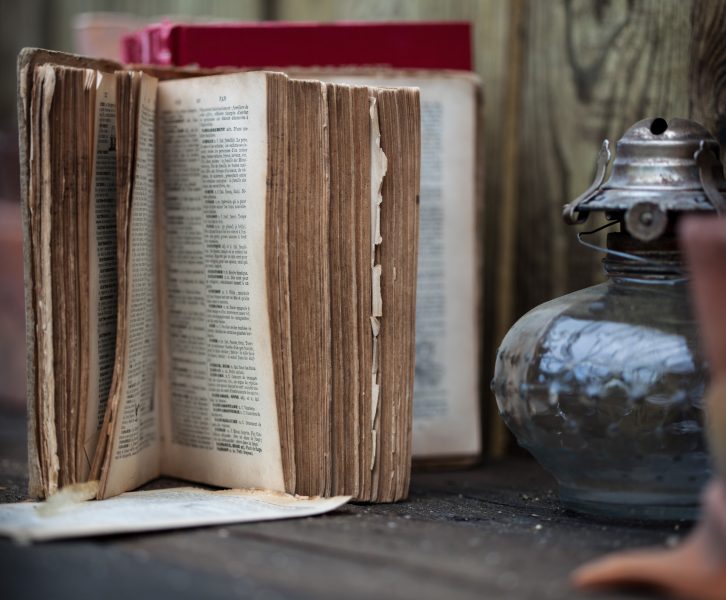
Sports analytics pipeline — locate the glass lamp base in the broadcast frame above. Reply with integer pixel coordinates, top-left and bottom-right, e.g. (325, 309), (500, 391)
(559, 485), (700, 521)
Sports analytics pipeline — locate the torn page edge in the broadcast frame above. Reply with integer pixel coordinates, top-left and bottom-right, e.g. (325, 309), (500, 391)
(21, 61), (44, 500)
(369, 96), (387, 470)
(39, 64), (59, 495)
(36, 480), (99, 517)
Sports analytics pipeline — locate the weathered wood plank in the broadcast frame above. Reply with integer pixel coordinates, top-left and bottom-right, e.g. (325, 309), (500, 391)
(689, 0), (726, 152)
(489, 0), (526, 456)
(514, 0), (691, 322)
(0, 410), (682, 600)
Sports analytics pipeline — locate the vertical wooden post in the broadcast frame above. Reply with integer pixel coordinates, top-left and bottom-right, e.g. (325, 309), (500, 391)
(488, 0), (527, 457)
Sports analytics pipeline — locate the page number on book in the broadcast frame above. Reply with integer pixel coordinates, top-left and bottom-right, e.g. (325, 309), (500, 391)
(219, 96), (227, 102)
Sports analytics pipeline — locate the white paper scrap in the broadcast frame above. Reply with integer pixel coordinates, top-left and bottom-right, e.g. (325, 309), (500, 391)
(0, 487), (351, 543)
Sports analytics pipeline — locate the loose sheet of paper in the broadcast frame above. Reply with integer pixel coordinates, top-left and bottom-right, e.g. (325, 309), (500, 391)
(0, 487), (350, 542)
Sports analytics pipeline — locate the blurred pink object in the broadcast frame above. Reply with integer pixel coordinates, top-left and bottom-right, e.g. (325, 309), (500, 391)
(682, 218), (726, 377)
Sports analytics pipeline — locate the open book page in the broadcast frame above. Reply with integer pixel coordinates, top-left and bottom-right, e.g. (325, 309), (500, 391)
(0, 487), (350, 543)
(101, 74), (161, 498)
(82, 71), (118, 479)
(321, 74), (481, 459)
(157, 72), (285, 491)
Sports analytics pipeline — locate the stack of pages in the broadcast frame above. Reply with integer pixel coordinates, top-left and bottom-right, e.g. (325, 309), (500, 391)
(18, 48), (420, 503)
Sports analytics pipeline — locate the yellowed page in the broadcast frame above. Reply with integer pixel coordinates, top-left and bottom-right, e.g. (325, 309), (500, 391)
(321, 73), (481, 459)
(369, 96), (386, 473)
(83, 71), (118, 478)
(157, 72), (285, 492)
(38, 65), (60, 494)
(0, 487), (349, 543)
(102, 74), (161, 497)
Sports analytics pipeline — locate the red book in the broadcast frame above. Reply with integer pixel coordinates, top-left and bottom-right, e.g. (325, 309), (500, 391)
(121, 21), (472, 71)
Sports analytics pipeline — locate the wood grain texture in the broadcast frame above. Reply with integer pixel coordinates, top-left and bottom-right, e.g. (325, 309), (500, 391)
(489, 0), (526, 457)
(274, 1), (726, 457)
(514, 0), (691, 322)
(689, 0), (726, 152)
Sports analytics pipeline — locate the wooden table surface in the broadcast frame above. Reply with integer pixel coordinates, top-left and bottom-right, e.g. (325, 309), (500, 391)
(0, 408), (681, 600)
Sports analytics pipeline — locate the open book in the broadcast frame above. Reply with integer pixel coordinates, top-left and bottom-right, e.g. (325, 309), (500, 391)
(18, 49), (420, 503)
(121, 21), (484, 466)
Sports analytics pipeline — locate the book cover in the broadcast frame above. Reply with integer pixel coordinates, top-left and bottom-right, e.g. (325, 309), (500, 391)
(121, 21), (472, 71)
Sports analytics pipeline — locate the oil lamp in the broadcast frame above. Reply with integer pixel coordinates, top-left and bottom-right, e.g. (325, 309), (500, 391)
(492, 117), (726, 520)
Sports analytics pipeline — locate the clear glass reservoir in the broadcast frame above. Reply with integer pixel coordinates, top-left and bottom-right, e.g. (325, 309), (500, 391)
(492, 274), (711, 520)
